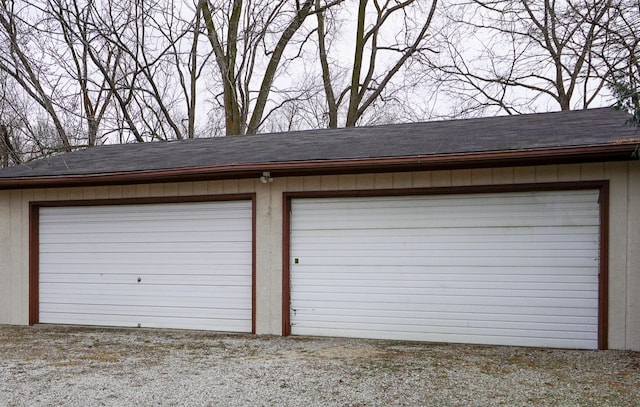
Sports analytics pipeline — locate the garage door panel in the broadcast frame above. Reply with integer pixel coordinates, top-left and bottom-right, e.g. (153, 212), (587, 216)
(294, 265), (598, 277)
(41, 231), (251, 245)
(41, 273), (251, 286)
(291, 292), (596, 308)
(292, 308), (596, 325)
(40, 263), (250, 276)
(40, 251), (250, 265)
(293, 276), (597, 289)
(293, 256), (597, 268)
(290, 190), (601, 349)
(39, 200), (253, 332)
(41, 241), (251, 254)
(293, 314), (597, 335)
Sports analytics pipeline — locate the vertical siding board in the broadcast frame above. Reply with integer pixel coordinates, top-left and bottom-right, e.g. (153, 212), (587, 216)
(606, 163), (628, 349)
(373, 173), (393, 189)
(9, 191), (24, 324)
(392, 172), (412, 188)
(626, 162), (640, 350)
(268, 183), (284, 334)
(107, 185), (123, 199)
(44, 189), (58, 201)
(557, 164), (581, 181)
(148, 184), (166, 197)
(355, 174), (374, 189)
(135, 184), (151, 197)
(177, 182), (193, 196)
(284, 176), (304, 192)
(431, 171), (451, 187)
(162, 183), (179, 196)
(83, 187), (98, 200)
(237, 179), (255, 193)
(121, 185), (137, 198)
(412, 172), (432, 188)
(470, 168), (492, 185)
(303, 176), (322, 191)
(0, 192), (11, 323)
(535, 165), (559, 182)
(21, 191), (33, 324)
(223, 179), (239, 193)
(254, 184), (272, 335)
(337, 174), (357, 190)
(206, 181), (224, 195)
(320, 175), (339, 191)
(514, 167), (536, 183)
(491, 167), (514, 184)
(580, 163), (605, 181)
(451, 169), (471, 186)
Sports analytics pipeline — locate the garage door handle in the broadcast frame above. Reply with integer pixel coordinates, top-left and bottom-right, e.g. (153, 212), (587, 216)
(137, 277), (142, 283)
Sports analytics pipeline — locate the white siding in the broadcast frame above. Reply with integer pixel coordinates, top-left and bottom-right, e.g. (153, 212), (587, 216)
(39, 200), (253, 332)
(290, 190), (601, 349)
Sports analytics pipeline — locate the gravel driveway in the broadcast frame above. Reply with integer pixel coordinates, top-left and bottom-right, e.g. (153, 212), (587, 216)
(1, 325), (638, 406)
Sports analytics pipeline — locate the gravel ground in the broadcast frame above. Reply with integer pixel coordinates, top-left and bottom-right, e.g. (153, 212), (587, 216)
(1, 325), (639, 406)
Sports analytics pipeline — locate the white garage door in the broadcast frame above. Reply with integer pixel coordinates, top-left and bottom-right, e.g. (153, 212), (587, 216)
(39, 200), (253, 332)
(290, 190), (601, 349)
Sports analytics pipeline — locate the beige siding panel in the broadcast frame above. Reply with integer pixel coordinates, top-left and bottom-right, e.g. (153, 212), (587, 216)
(374, 173), (393, 189)
(514, 167), (536, 183)
(255, 184), (272, 335)
(492, 167), (515, 184)
(471, 168), (492, 185)
(223, 179), (239, 193)
(627, 162), (640, 350)
(44, 189), (58, 201)
(606, 163), (629, 349)
(451, 169), (471, 186)
(337, 174), (357, 190)
(303, 176), (322, 191)
(0, 192), (11, 323)
(580, 163), (605, 180)
(285, 176), (304, 191)
(9, 191), (25, 324)
(356, 174), (374, 189)
(206, 181), (224, 195)
(82, 187), (97, 200)
(146, 183), (165, 197)
(237, 179), (255, 192)
(431, 171), (450, 187)
(162, 183), (179, 196)
(557, 164), (581, 181)
(392, 172), (412, 188)
(122, 185), (138, 198)
(320, 175), (339, 190)
(106, 186), (123, 199)
(177, 182), (193, 196)
(412, 172), (432, 188)
(269, 184), (284, 334)
(535, 165), (558, 182)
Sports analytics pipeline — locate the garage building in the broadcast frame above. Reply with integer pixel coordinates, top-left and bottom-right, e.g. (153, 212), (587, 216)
(0, 108), (638, 350)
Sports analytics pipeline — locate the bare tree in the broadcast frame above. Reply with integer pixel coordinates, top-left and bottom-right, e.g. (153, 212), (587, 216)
(429, 0), (619, 117)
(314, 0), (439, 127)
(0, 0), (73, 150)
(199, 0), (346, 135)
(596, 1), (640, 127)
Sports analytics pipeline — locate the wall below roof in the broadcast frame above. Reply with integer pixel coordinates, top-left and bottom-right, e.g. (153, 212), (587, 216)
(0, 162), (638, 350)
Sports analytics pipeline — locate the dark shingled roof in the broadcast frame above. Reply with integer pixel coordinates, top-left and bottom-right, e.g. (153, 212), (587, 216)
(0, 107), (638, 188)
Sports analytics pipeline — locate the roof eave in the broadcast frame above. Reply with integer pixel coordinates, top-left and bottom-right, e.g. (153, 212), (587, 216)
(0, 144), (636, 190)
